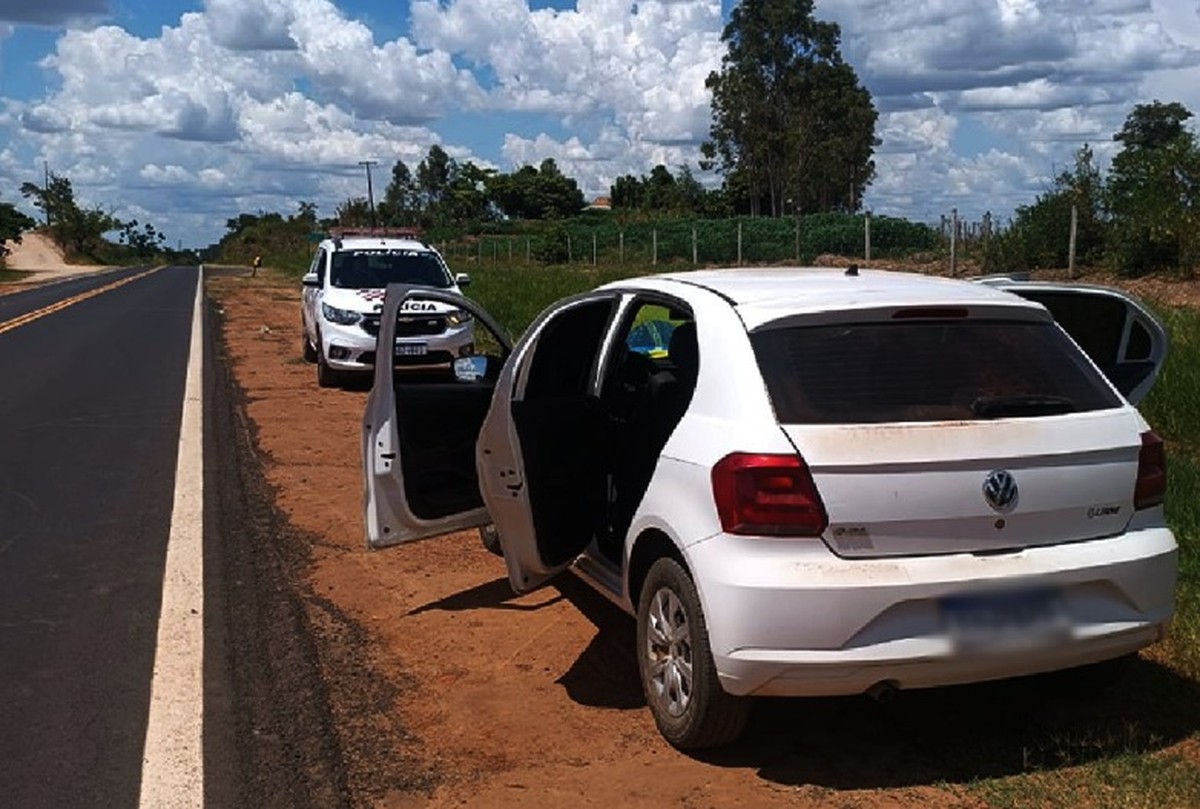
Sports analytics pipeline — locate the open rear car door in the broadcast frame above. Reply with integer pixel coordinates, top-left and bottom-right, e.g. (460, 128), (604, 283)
(362, 284), (512, 549)
(363, 285), (618, 595)
(983, 280), (1168, 404)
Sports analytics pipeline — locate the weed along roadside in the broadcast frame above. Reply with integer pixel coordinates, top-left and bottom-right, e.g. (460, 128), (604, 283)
(208, 267), (1200, 808)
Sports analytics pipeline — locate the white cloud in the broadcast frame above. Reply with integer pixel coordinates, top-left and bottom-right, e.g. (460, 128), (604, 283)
(5, 0), (1200, 247)
(205, 0), (298, 51)
(411, 0), (723, 144)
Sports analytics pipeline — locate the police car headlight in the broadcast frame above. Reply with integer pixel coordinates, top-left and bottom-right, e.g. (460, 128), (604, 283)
(445, 308), (473, 326)
(321, 302), (361, 326)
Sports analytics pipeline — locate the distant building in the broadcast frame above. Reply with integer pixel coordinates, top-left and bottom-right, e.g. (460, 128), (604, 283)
(585, 196), (612, 211)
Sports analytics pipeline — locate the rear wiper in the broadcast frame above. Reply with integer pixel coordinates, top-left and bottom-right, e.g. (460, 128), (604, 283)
(970, 394), (1076, 419)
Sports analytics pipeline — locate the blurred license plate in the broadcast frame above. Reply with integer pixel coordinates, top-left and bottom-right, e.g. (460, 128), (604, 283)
(941, 588), (1068, 650)
(394, 343), (427, 356)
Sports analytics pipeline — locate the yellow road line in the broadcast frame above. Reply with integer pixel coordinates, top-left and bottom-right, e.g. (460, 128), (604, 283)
(0, 267), (164, 336)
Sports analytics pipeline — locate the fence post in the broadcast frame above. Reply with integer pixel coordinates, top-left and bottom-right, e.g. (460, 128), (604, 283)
(737, 220), (743, 266)
(477, 238), (482, 264)
(1068, 204), (1078, 278)
(692, 227), (698, 265)
(949, 208), (958, 276)
(865, 211), (872, 263)
(795, 216), (800, 262)
(593, 232), (597, 266)
(526, 237), (531, 262)
(620, 231), (624, 263)
(567, 234), (573, 264)
(493, 239), (498, 264)
(653, 229), (658, 266)
(509, 238), (513, 263)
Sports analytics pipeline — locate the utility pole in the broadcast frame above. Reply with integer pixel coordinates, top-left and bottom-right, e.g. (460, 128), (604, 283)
(43, 160), (50, 226)
(359, 160), (378, 227)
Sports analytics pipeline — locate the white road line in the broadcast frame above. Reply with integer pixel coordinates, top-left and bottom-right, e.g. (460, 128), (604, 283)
(138, 268), (205, 808)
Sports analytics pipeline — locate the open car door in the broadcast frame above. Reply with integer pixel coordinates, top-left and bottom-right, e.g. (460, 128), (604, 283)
(362, 284), (512, 549)
(982, 280), (1168, 404)
(479, 294), (621, 593)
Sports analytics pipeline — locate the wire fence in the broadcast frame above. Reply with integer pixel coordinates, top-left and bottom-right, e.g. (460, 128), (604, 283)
(432, 211), (1026, 276)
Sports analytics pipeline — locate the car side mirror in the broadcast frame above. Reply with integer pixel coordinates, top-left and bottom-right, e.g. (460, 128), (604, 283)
(455, 272), (471, 288)
(302, 274), (319, 288)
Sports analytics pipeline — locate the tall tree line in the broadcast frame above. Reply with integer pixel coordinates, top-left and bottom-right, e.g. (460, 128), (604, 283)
(986, 101), (1200, 276)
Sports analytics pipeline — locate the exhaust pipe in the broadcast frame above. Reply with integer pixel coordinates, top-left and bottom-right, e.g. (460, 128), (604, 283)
(865, 680), (899, 703)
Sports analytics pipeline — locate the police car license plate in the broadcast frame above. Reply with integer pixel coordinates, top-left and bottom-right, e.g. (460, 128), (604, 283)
(394, 343), (428, 356)
(940, 587), (1068, 651)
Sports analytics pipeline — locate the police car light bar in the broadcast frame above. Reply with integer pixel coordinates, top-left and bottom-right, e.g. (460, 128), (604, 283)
(328, 227), (425, 240)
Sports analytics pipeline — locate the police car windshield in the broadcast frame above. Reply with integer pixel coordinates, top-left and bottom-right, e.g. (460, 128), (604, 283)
(330, 249), (452, 289)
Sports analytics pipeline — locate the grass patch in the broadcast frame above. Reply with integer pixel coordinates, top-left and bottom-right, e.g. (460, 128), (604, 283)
(974, 751), (1200, 809)
(0, 267), (33, 284)
(454, 261), (654, 339)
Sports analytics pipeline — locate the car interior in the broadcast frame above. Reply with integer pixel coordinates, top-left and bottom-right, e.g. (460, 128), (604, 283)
(391, 294), (698, 570)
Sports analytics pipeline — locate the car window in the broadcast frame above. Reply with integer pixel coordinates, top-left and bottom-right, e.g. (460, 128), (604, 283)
(752, 319), (1122, 424)
(316, 248), (327, 284)
(1012, 290), (1127, 366)
(522, 299), (616, 400)
(330, 249), (451, 289)
(624, 303), (689, 358)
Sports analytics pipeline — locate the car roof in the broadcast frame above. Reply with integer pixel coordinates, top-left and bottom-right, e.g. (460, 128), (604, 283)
(601, 267), (1047, 329)
(324, 236), (433, 252)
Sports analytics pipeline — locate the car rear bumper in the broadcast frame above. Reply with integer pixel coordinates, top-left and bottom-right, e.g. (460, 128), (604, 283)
(686, 526), (1177, 697)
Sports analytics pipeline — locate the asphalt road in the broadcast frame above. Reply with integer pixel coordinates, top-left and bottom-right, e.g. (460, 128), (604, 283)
(0, 266), (347, 808)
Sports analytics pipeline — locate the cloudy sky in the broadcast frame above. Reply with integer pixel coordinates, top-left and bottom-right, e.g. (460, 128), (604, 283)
(2, 0), (1200, 248)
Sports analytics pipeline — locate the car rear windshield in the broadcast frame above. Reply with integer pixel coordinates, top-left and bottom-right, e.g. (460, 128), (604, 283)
(751, 319), (1123, 424)
(331, 249), (451, 289)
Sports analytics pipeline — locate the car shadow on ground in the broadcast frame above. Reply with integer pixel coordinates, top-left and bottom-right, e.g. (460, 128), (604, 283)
(545, 572), (1200, 789)
(405, 570), (1200, 788)
(406, 576), (565, 615)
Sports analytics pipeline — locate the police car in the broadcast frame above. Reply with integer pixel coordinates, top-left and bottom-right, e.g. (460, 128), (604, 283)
(300, 228), (474, 387)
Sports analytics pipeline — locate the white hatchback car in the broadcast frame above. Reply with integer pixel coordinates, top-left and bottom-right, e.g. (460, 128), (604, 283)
(301, 229), (474, 387)
(362, 268), (1177, 749)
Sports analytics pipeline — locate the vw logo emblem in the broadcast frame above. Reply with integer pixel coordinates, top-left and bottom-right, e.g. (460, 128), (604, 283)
(982, 470), (1019, 513)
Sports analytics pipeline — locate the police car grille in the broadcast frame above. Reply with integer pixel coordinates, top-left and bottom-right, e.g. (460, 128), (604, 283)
(361, 315), (447, 337)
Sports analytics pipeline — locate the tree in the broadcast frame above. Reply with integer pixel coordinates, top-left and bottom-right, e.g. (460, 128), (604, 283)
(983, 145), (1108, 273)
(0, 199), (36, 259)
(20, 173), (118, 257)
(485, 159), (585, 220)
(336, 197), (374, 227)
(704, 0), (877, 216)
(416, 145), (454, 222)
(443, 161), (496, 224)
(118, 219), (167, 258)
(1106, 101), (1200, 275)
(378, 161), (419, 226)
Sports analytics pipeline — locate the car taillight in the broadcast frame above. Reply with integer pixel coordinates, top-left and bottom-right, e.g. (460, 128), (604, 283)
(711, 453), (828, 536)
(1134, 431), (1167, 510)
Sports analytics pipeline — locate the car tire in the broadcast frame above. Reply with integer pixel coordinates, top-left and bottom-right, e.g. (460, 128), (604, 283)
(636, 557), (751, 749)
(316, 342), (342, 388)
(302, 334), (317, 363)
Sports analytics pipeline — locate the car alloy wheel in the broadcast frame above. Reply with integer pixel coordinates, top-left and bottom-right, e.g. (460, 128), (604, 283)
(636, 557), (751, 748)
(645, 586), (693, 718)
